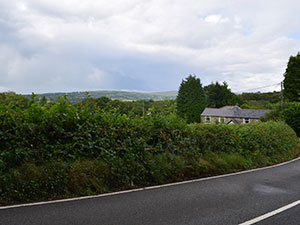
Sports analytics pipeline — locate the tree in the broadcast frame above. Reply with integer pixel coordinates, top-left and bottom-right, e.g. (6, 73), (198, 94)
(96, 96), (111, 109)
(282, 102), (300, 136)
(0, 92), (29, 108)
(204, 81), (240, 108)
(283, 52), (300, 102)
(176, 75), (206, 123)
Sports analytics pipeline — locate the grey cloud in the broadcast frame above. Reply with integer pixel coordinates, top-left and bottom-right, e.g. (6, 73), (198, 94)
(0, 0), (300, 94)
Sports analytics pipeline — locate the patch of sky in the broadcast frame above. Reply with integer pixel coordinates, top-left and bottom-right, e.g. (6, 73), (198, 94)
(287, 32), (300, 40)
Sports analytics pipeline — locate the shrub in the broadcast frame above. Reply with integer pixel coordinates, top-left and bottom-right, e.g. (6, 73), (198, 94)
(69, 160), (109, 195)
(282, 102), (300, 136)
(0, 96), (299, 204)
(0, 161), (70, 203)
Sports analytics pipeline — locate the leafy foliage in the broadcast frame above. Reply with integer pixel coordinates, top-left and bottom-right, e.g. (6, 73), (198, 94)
(282, 102), (300, 136)
(283, 52), (300, 102)
(176, 75), (207, 123)
(0, 92), (299, 205)
(204, 81), (240, 108)
(261, 102), (300, 137)
(239, 92), (281, 109)
(0, 92), (29, 108)
(261, 103), (284, 121)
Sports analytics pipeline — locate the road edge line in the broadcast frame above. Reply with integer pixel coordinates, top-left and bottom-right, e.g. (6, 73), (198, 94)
(1, 156), (300, 210)
(239, 199), (300, 225)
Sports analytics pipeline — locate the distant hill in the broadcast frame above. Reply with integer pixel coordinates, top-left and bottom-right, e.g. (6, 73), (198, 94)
(150, 91), (178, 97)
(25, 90), (178, 102)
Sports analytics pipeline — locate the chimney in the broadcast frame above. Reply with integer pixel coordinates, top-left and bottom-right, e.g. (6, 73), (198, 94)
(233, 104), (240, 115)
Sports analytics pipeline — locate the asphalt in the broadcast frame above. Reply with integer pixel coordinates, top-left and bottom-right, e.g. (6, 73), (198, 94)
(257, 204), (300, 225)
(1, 158), (300, 225)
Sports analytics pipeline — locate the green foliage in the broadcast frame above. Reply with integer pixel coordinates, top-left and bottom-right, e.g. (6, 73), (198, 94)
(240, 91), (281, 104)
(282, 102), (300, 136)
(238, 92), (281, 109)
(0, 92), (29, 108)
(95, 96), (111, 109)
(0, 94), (299, 205)
(69, 160), (109, 195)
(230, 121), (298, 156)
(0, 161), (70, 202)
(176, 75), (207, 123)
(240, 104), (257, 109)
(261, 103), (285, 122)
(283, 52), (300, 102)
(262, 102), (300, 137)
(204, 81), (240, 108)
(80, 96), (176, 117)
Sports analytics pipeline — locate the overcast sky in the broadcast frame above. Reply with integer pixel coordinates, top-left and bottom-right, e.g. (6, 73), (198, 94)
(1, 0), (300, 94)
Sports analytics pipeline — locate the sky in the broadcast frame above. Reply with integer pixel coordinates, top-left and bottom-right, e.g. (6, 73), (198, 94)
(1, 0), (300, 94)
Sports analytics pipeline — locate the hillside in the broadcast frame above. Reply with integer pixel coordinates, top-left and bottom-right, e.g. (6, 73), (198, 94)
(25, 90), (178, 102)
(22, 90), (281, 109)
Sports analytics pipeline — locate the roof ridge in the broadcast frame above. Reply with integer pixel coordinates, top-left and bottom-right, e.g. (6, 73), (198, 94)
(241, 108), (270, 111)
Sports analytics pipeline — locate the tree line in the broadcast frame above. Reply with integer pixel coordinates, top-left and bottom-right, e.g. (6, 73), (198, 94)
(175, 75), (282, 123)
(0, 83), (282, 123)
(176, 52), (300, 136)
(1, 53), (299, 133)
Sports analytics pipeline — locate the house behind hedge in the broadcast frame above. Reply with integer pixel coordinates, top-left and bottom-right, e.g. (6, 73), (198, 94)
(201, 105), (269, 124)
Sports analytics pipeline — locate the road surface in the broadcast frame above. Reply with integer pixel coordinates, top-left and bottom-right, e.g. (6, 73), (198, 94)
(1, 157), (300, 225)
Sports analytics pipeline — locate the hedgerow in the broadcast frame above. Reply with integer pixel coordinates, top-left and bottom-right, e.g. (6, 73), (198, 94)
(0, 95), (299, 204)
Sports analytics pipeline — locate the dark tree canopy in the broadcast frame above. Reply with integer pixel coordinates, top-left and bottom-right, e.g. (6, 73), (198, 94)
(0, 92), (29, 108)
(282, 102), (300, 136)
(96, 96), (111, 109)
(240, 91), (281, 104)
(204, 81), (239, 108)
(283, 52), (300, 102)
(176, 75), (206, 123)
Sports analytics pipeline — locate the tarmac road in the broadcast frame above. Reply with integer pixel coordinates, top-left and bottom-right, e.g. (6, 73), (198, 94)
(1, 157), (300, 225)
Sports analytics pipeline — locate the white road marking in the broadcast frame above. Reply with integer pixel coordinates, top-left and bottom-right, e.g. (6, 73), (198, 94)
(0, 156), (299, 210)
(239, 200), (300, 225)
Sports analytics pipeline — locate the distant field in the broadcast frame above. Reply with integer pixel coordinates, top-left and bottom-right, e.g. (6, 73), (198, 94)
(24, 90), (178, 102)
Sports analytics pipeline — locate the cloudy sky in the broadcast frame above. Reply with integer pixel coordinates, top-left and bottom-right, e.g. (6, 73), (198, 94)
(1, 0), (300, 94)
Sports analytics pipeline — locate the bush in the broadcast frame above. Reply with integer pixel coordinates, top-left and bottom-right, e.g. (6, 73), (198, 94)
(0, 95), (299, 205)
(282, 102), (300, 136)
(0, 161), (70, 203)
(69, 160), (109, 195)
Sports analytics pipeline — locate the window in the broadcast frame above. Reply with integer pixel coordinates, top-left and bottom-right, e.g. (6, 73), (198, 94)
(205, 116), (211, 123)
(244, 118), (250, 123)
(218, 117), (224, 123)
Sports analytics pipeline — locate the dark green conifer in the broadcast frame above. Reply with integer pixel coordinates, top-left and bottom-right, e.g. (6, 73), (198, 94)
(283, 52), (300, 102)
(176, 75), (206, 123)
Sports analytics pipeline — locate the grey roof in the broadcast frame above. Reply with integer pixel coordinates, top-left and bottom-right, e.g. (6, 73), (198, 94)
(201, 106), (269, 119)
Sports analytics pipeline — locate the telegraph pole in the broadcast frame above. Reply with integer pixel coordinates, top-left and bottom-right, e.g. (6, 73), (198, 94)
(281, 81), (284, 108)
(142, 100), (145, 116)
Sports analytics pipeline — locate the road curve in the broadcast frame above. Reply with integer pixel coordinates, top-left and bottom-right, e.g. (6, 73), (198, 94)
(1, 157), (300, 225)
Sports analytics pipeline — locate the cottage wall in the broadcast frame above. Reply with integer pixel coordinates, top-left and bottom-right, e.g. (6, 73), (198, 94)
(201, 116), (259, 124)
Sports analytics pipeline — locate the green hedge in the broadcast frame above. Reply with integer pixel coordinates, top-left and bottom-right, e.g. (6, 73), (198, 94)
(0, 96), (299, 204)
(282, 102), (300, 136)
